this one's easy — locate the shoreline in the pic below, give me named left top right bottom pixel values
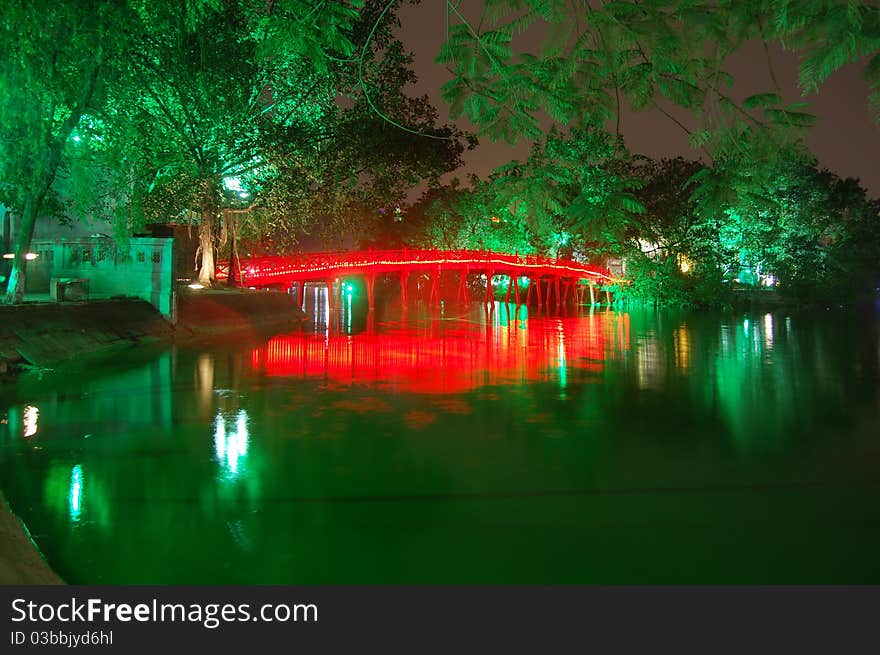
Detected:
left=0, top=490, right=65, bottom=585
left=0, top=288, right=306, bottom=584
left=0, top=288, right=307, bottom=377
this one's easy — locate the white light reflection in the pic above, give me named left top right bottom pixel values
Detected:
left=69, top=465, right=83, bottom=522
left=214, top=410, right=249, bottom=477
left=23, top=405, right=39, bottom=437
left=763, top=313, right=774, bottom=350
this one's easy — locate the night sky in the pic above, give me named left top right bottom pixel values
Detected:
left=395, top=3, right=880, bottom=198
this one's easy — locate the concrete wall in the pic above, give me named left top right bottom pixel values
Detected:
left=27, top=237, right=176, bottom=320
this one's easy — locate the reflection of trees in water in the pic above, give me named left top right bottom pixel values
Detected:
left=623, top=310, right=880, bottom=452
left=2, top=308, right=879, bottom=582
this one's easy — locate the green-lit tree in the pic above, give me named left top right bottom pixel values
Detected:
left=252, top=3, right=473, bottom=254
left=432, top=1, right=879, bottom=304
left=437, top=1, right=878, bottom=152
left=0, top=0, right=139, bottom=303
left=104, top=0, right=373, bottom=285
left=106, top=0, right=469, bottom=283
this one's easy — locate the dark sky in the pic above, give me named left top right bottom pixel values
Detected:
left=395, top=3, right=880, bottom=199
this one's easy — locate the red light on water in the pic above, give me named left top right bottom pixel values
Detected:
left=248, top=313, right=628, bottom=394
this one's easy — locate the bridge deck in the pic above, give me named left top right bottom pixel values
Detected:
left=216, top=249, right=616, bottom=288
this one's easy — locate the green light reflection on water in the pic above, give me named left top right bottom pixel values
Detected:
left=1, top=305, right=879, bottom=584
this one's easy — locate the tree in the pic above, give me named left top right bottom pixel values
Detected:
left=100, top=0, right=374, bottom=285
left=437, top=1, right=879, bottom=154
left=0, top=0, right=138, bottom=303
left=104, top=0, right=469, bottom=283
left=253, top=6, right=474, bottom=253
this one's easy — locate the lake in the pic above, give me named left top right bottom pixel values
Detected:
left=2, top=294, right=879, bottom=583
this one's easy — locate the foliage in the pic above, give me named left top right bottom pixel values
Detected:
left=618, top=151, right=880, bottom=306
left=411, top=126, right=645, bottom=262
left=438, top=0, right=880, bottom=152
left=1, top=0, right=470, bottom=291
left=0, top=0, right=142, bottom=301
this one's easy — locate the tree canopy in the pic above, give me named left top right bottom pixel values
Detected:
left=1, top=0, right=471, bottom=299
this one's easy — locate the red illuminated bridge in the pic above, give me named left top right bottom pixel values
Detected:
left=216, top=249, right=622, bottom=309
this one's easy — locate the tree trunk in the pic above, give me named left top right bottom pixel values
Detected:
left=197, top=184, right=217, bottom=286
left=3, top=53, right=102, bottom=304
left=4, top=164, right=56, bottom=305
left=4, top=197, right=39, bottom=304
left=226, top=212, right=240, bottom=288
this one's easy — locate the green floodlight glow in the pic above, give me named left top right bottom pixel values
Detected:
left=223, top=176, right=244, bottom=193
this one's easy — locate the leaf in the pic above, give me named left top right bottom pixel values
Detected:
left=764, top=108, right=817, bottom=127
left=743, top=93, right=782, bottom=110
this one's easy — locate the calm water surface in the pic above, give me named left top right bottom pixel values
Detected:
left=2, top=297, right=880, bottom=583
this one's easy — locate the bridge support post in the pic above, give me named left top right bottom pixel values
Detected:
left=554, top=276, right=561, bottom=306
left=504, top=275, right=512, bottom=304
left=326, top=278, right=335, bottom=311
left=484, top=270, right=495, bottom=304
left=562, top=280, right=571, bottom=306
left=366, top=274, right=376, bottom=310
left=430, top=267, right=440, bottom=306
left=535, top=276, right=543, bottom=307
left=457, top=271, right=468, bottom=304
left=605, top=288, right=611, bottom=306
left=512, top=275, right=520, bottom=305
left=589, top=281, right=596, bottom=307
left=292, top=281, right=303, bottom=309
left=399, top=272, right=409, bottom=307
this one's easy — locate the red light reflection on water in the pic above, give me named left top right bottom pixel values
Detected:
left=250, top=309, right=630, bottom=394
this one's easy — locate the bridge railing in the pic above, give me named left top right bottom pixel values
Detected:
left=216, top=248, right=616, bottom=285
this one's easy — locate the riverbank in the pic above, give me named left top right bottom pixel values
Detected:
left=1, top=287, right=307, bottom=583
left=0, top=490, right=64, bottom=584
left=0, top=288, right=307, bottom=374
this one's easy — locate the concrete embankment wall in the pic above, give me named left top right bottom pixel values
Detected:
left=175, top=289, right=307, bottom=338
left=0, top=299, right=174, bottom=372
left=0, top=289, right=307, bottom=372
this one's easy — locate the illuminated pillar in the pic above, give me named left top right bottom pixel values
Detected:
left=589, top=281, right=596, bottom=307
left=553, top=276, right=561, bottom=306
left=504, top=275, right=512, bottom=303
left=512, top=275, right=521, bottom=305
left=292, top=281, right=302, bottom=308
left=526, top=278, right=533, bottom=306
left=535, top=276, right=543, bottom=307
left=457, top=270, right=468, bottom=304
left=605, top=288, right=612, bottom=305
left=484, top=270, right=495, bottom=304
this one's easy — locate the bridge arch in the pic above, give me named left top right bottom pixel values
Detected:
left=216, top=249, right=620, bottom=309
